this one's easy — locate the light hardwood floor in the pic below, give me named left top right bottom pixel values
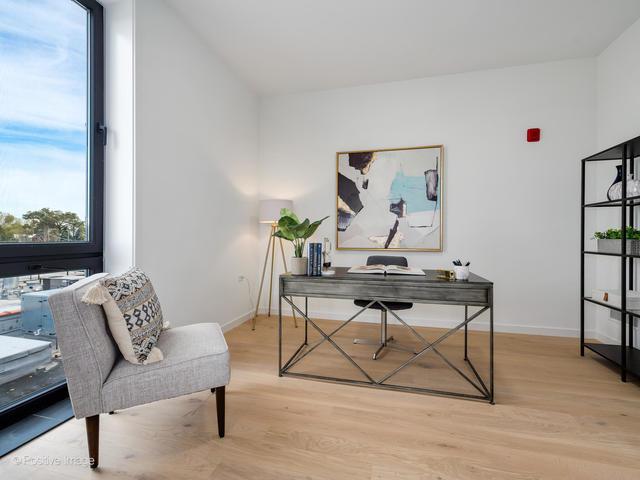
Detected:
left=1, top=315, right=639, bottom=479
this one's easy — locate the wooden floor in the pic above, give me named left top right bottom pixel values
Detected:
left=2, top=315, right=640, bottom=479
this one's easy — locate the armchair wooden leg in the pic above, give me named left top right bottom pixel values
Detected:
left=85, top=415, right=99, bottom=469
left=215, top=386, right=225, bottom=438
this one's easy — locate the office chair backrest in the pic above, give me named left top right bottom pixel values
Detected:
left=366, top=255, right=408, bottom=267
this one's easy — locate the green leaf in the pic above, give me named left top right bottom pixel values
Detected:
left=280, top=208, right=299, bottom=223
left=273, top=229, right=295, bottom=241
left=593, top=227, right=640, bottom=240
left=293, top=219, right=310, bottom=238
left=303, top=216, right=329, bottom=239
left=278, top=215, right=297, bottom=229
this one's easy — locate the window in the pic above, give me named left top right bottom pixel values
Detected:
left=0, top=0, right=103, bottom=262
left=0, top=270, right=88, bottom=412
left=0, top=0, right=103, bottom=434
left=0, top=0, right=89, bottom=245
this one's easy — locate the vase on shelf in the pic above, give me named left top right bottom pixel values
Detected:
left=607, top=166, right=640, bottom=200
left=629, top=175, right=640, bottom=198
left=607, top=166, right=623, bottom=200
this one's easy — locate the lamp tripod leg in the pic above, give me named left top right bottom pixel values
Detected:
left=279, top=237, right=298, bottom=328
left=252, top=227, right=274, bottom=330
left=267, top=225, right=276, bottom=317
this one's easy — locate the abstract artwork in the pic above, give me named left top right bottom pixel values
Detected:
left=336, top=145, right=443, bottom=251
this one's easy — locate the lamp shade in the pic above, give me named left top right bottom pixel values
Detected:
left=259, top=199, right=293, bottom=224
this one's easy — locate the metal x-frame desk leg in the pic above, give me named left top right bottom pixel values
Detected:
left=279, top=296, right=494, bottom=403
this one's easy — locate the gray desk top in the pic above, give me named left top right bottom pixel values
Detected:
left=282, top=267, right=492, bottom=286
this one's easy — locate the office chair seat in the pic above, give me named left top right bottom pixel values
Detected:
left=354, top=299, right=413, bottom=311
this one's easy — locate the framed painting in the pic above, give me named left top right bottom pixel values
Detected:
left=336, top=145, right=444, bottom=251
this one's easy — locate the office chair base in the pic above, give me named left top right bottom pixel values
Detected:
left=353, top=336, right=416, bottom=360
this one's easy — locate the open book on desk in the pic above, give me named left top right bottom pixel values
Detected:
left=347, top=265, right=426, bottom=276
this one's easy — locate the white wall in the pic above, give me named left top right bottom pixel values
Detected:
left=132, top=0, right=259, bottom=328
left=597, top=17, right=640, bottom=150
left=102, top=3, right=638, bottom=339
left=593, top=17, right=640, bottom=346
left=259, top=59, right=597, bottom=337
left=104, top=0, right=135, bottom=275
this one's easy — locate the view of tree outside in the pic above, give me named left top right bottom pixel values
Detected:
left=0, top=209, right=86, bottom=243
left=0, top=0, right=88, bottom=244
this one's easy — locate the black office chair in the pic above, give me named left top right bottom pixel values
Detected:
left=353, top=255, right=415, bottom=360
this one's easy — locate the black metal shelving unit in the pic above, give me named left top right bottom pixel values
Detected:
left=581, top=134, right=640, bottom=382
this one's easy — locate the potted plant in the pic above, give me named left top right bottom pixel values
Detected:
left=594, top=227, right=640, bottom=255
left=274, top=209, right=329, bottom=275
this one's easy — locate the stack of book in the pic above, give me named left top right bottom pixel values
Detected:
left=307, top=243, right=322, bottom=276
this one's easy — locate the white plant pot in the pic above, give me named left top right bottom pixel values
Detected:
left=291, top=257, right=307, bottom=275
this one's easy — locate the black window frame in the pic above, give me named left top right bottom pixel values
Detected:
left=0, top=0, right=104, bottom=431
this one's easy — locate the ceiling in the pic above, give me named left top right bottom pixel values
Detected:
left=166, top=0, right=640, bottom=96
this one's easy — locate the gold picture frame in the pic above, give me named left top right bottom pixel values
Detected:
left=336, top=145, right=444, bottom=252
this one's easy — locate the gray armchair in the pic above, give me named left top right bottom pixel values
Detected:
left=48, top=273, right=230, bottom=469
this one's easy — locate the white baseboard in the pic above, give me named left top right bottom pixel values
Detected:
left=594, top=330, right=618, bottom=344
left=217, top=305, right=635, bottom=344
left=594, top=316, right=640, bottom=347
left=258, top=305, right=586, bottom=339
left=220, top=309, right=254, bottom=332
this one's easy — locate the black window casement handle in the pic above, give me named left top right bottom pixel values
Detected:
left=97, top=122, right=108, bottom=146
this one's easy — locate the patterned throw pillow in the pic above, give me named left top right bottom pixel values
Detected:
left=82, top=268, right=165, bottom=364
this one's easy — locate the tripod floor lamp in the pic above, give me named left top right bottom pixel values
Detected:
left=252, top=199, right=298, bottom=330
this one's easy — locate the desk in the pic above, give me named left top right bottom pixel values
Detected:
left=278, top=267, right=494, bottom=403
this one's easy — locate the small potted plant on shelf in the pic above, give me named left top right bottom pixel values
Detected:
left=594, top=227, right=640, bottom=255
left=274, top=209, right=329, bottom=275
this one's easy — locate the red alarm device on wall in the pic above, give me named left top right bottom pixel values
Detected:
left=527, top=128, right=541, bottom=142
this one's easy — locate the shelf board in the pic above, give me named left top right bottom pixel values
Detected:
left=583, top=297, right=640, bottom=318
left=582, top=135, right=640, bottom=162
left=583, top=250, right=640, bottom=258
left=584, top=343, right=640, bottom=378
left=583, top=195, right=640, bottom=208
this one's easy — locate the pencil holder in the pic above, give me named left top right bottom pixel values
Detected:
left=454, top=266, right=470, bottom=281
